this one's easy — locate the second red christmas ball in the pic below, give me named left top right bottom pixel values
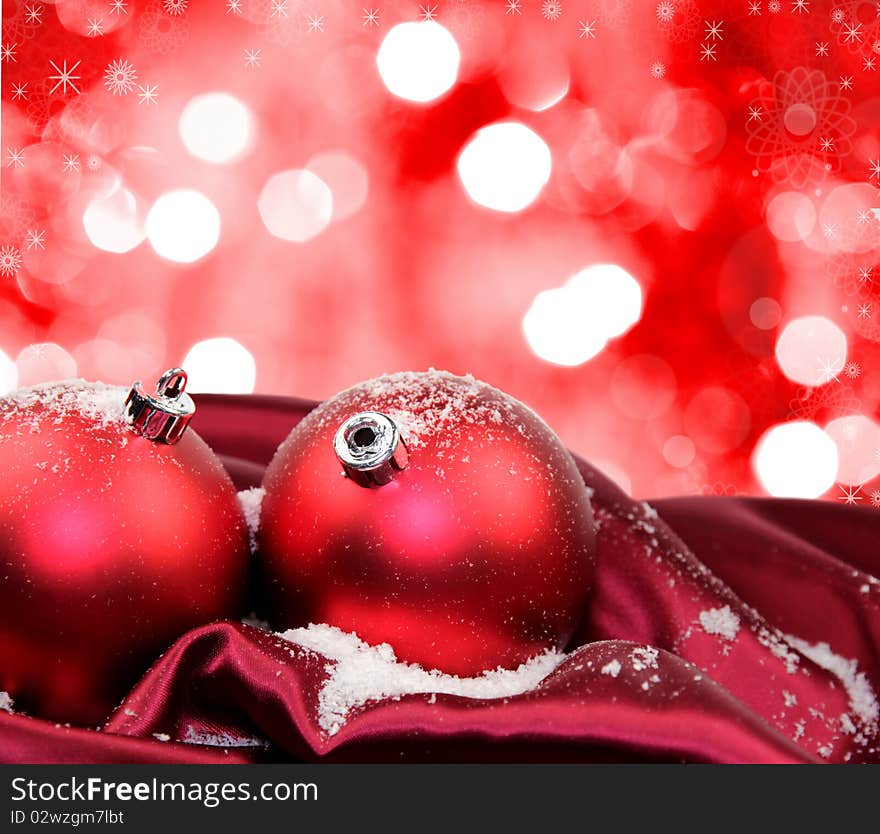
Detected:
left=0, top=371, right=249, bottom=726
left=259, top=371, right=596, bottom=676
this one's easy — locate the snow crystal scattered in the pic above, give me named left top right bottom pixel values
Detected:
left=783, top=690, right=797, bottom=708
left=280, top=623, right=565, bottom=736
left=784, top=634, right=879, bottom=732
left=840, top=713, right=856, bottom=735
left=0, top=691, right=14, bottom=713
left=601, top=659, right=622, bottom=678
left=152, top=733, right=170, bottom=742
left=1, top=380, right=127, bottom=431
left=817, top=744, right=833, bottom=759
left=699, top=605, right=740, bottom=641
left=324, top=370, right=542, bottom=453
left=182, top=725, right=268, bottom=748
left=237, top=487, right=265, bottom=553
left=630, top=646, right=659, bottom=672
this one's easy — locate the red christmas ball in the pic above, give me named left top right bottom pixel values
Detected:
left=259, top=371, right=596, bottom=676
left=0, top=373, right=249, bottom=725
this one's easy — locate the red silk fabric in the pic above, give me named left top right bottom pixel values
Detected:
left=2, top=394, right=878, bottom=764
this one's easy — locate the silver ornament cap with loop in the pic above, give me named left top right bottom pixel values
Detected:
left=333, top=411, right=409, bottom=487
left=124, top=368, right=195, bottom=445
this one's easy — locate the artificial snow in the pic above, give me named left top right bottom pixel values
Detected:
left=237, top=487, right=265, bottom=553
left=0, top=691, right=14, bottom=713
left=280, top=623, right=565, bottom=736
left=630, top=646, right=659, bottom=672
left=329, top=370, right=539, bottom=453
left=699, top=605, right=741, bottom=641
left=1, top=381, right=127, bottom=430
left=601, top=659, right=622, bottom=678
left=182, top=725, right=268, bottom=748
left=784, top=634, right=879, bottom=731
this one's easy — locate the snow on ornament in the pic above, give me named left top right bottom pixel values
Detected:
left=259, top=370, right=596, bottom=678
left=0, top=369, right=249, bottom=725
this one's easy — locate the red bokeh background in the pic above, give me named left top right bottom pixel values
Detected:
left=2, top=0, right=880, bottom=500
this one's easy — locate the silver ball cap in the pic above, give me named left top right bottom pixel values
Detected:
left=124, top=368, right=195, bottom=445
left=333, top=411, right=409, bottom=487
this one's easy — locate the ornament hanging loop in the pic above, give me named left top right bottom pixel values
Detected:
left=334, top=411, right=409, bottom=487
left=124, top=367, right=196, bottom=445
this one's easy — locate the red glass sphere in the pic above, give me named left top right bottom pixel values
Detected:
left=259, top=371, right=596, bottom=676
left=0, top=381, right=249, bottom=725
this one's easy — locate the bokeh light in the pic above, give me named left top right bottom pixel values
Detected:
left=523, top=264, right=643, bottom=366
left=83, top=185, right=146, bottom=254
left=178, top=93, right=255, bottom=164
left=457, top=122, right=552, bottom=213
left=765, top=191, right=816, bottom=242
left=0, top=350, right=18, bottom=395
left=146, top=190, right=221, bottom=263
left=305, top=151, right=369, bottom=222
left=752, top=421, right=838, bottom=498
left=376, top=21, right=460, bottom=103
left=749, top=297, right=782, bottom=330
left=663, top=436, right=696, bottom=468
left=16, top=344, right=77, bottom=386
left=775, top=316, right=847, bottom=387
left=258, top=169, right=333, bottom=243
left=824, top=415, right=880, bottom=486
left=183, top=338, right=256, bottom=394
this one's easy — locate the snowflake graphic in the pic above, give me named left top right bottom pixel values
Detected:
left=869, top=159, right=880, bottom=181
left=1, top=43, right=18, bottom=63
left=816, top=41, right=829, bottom=56
left=104, top=59, right=138, bottom=95
left=748, top=105, right=764, bottom=122
left=48, top=59, right=81, bottom=95
left=87, top=18, right=104, bottom=36
left=110, top=0, right=129, bottom=14
left=791, top=0, right=809, bottom=12
left=11, top=82, right=28, bottom=101
left=768, top=0, right=781, bottom=13
left=658, top=0, right=698, bottom=41
left=578, top=19, right=597, bottom=38
left=139, top=1, right=189, bottom=54
left=419, top=4, right=438, bottom=20
left=307, top=14, right=324, bottom=32
left=745, top=67, right=857, bottom=187
left=164, top=0, right=187, bottom=14
left=650, top=60, right=666, bottom=78
left=838, top=484, right=862, bottom=504
left=656, top=1, right=675, bottom=23
left=699, top=43, right=717, bottom=61
left=843, top=22, right=863, bottom=44
left=843, top=360, right=861, bottom=378
left=864, top=56, right=876, bottom=70
left=24, top=229, right=45, bottom=251
left=839, top=74, right=853, bottom=90
left=816, top=355, right=843, bottom=384
left=870, top=489, right=880, bottom=508
left=137, top=83, right=159, bottom=104
left=244, top=48, right=261, bottom=67
left=0, top=245, right=22, bottom=278
left=5, top=148, right=25, bottom=168
left=25, top=4, right=43, bottom=25
left=542, top=0, right=563, bottom=21
left=86, top=154, right=101, bottom=171
left=704, top=19, right=723, bottom=40
left=62, top=153, right=80, bottom=173
left=748, top=1, right=762, bottom=14
left=362, top=7, right=380, bottom=26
